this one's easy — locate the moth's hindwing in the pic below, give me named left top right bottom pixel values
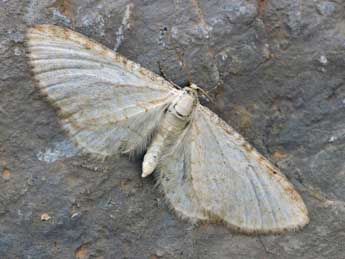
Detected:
left=157, top=124, right=210, bottom=222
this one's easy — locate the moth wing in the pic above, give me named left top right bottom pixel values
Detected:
left=189, top=105, right=309, bottom=233
left=27, top=24, right=179, bottom=157
left=157, top=126, right=209, bottom=222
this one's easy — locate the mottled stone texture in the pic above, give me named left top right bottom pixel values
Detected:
left=0, top=0, right=345, bottom=258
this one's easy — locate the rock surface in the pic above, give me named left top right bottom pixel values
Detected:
left=1, top=0, right=345, bottom=258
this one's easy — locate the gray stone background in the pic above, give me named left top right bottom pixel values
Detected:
left=1, top=0, right=345, bottom=258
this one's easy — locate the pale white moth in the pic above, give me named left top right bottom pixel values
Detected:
left=26, top=24, right=309, bottom=234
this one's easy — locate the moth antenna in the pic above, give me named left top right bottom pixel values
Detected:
left=206, top=84, right=219, bottom=94
left=203, top=79, right=224, bottom=103
left=200, top=88, right=215, bottom=104
left=191, top=84, right=215, bottom=104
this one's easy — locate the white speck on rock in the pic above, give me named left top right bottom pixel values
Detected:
left=114, top=3, right=134, bottom=51
left=14, top=47, right=22, bottom=56
left=155, top=249, right=166, bottom=257
left=329, top=136, right=336, bottom=142
left=319, top=55, right=328, bottom=65
left=71, top=212, right=81, bottom=219
left=40, top=213, right=51, bottom=221
left=37, top=139, right=77, bottom=163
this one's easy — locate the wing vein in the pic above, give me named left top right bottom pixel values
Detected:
left=201, top=112, right=250, bottom=224
left=250, top=164, right=290, bottom=226
left=247, top=165, right=277, bottom=230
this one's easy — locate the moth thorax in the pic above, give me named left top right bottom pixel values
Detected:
left=173, top=92, right=196, bottom=118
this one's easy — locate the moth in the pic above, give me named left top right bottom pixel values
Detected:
left=26, top=24, right=309, bottom=234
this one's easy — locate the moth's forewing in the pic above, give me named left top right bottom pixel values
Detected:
left=27, top=25, right=179, bottom=157
left=187, top=105, right=309, bottom=234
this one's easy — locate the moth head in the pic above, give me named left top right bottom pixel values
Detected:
left=185, top=84, right=199, bottom=97
left=187, top=83, right=214, bottom=103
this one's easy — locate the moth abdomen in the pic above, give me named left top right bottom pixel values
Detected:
left=141, top=91, right=196, bottom=177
